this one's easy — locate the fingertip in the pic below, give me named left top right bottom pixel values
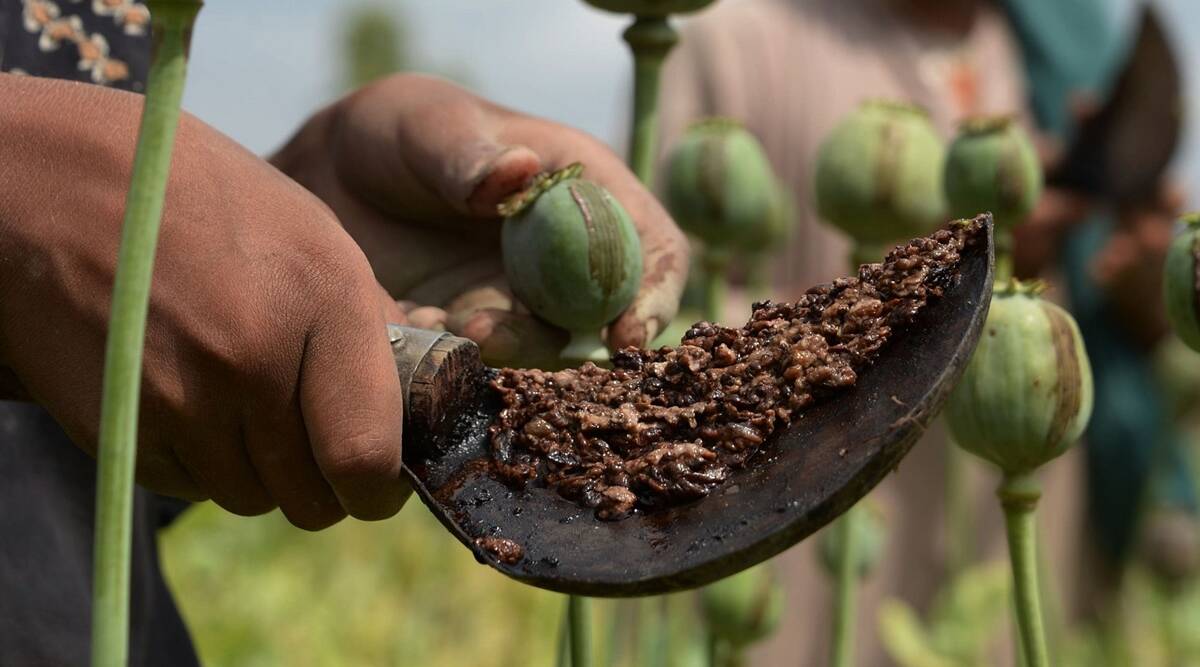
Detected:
left=449, top=308, right=568, bottom=368
left=608, top=313, right=655, bottom=350
left=466, top=146, right=542, bottom=217
left=406, top=306, right=447, bottom=330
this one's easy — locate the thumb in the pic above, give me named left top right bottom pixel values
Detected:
left=459, top=144, right=543, bottom=218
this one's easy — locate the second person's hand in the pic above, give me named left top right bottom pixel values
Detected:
left=272, top=74, right=690, bottom=368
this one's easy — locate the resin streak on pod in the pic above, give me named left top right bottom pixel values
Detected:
left=665, top=118, right=779, bottom=252
left=500, top=164, right=643, bottom=361
left=945, top=281, right=1094, bottom=474
left=814, top=101, right=946, bottom=246
left=944, top=116, right=1042, bottom=232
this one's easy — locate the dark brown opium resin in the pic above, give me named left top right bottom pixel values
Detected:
left=474, top=536, right=525, bottom=564
left=489, top=220, right=983, bottom=521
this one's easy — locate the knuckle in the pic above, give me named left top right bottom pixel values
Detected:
left=321, top=435, right=401, bottom=485
left=299, top=241, right=379, bottom=321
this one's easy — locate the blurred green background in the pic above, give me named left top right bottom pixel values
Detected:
left=160, top=502, right=562, bottom=667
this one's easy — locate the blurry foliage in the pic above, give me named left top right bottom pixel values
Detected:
left=161, top=502, right=566, bottom=667
left=342, top=5, right=408, bottom=91
left=1058, top=569, right=1200, bottom=667
left=878, top=561, right=1011, bottom=667
left=1154, top=335, right=1200, bottom=423
left=339, top=2, right=472, bottom=93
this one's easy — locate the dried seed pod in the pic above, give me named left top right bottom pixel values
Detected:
left=944, top=116, right=1042, bottom=232
left=945, top=280, right=1094, bottom=475
left=500, top=164, right=643, bottom=360
left=1163, top=213, right=1200, bottom=352
left=814, top=100, right=947, bottom=246
left=583, top=0, right=715, bottom=16
left=665, top=118, right=779, bottom=252
left=701, top=564, right=784, bottom=650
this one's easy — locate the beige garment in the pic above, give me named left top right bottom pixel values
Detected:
left=658, top=1, right=1084, bottom=665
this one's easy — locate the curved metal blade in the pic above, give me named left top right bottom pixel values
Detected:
left=404, top=218, right=994, bottom=596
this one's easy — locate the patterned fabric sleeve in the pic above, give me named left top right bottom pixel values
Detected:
left=0, top=0, right=150, bottom=91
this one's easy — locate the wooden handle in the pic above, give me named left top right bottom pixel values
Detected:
left=0, top=327, right=487, bottom=431
left=387, top=325, right=486, bottom=438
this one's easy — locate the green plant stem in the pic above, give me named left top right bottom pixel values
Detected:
left=602, top=599, right=627, bottom=667
left=622, top=16, right=679, bottom=186
left=994, top=228, right=1014, bottom=282
left=91, top=3, right=200, bottom=666
left=945, top=439, right=972, bottom=579
left=621, top=16, right=677, bottom=667
left=998, top=472, right=1049, bottom=667
left=701, top=250, right=728, bottom=324
left=562, top=329, right=611, bottom=364
left=706, top=630, right=720, bottom=667
left=558, top=600, right=572, bottom=667
left=745, top=254, right=772, bottom=303
left=830, top=506, right=861, bottom=667
left=569, top=595, right=593, bottom=667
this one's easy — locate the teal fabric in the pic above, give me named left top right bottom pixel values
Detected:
left=1062, top=219, right=1197, bottom=563
left=1001, top=0, right=1198, bottom=566
left=1001, top=0, right=1125, bottom=138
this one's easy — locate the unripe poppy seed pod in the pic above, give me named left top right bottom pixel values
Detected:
left=944, top=116, right=1042, bottom=232
left=665, top=118, right=779, bottom=252
left=701, top=564, right=784, bottom=650
left=1163, top=213, right=1200, bottom=352
left=945, top=280, right=1094, bottom=475
left=500, top=164, right=643, bottom=360
left=814, top=100, right=947, bottom=246
left=583, top=0, right=715, bottom=16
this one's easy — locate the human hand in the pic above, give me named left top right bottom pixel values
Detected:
left=0, top=74, right=409, bottom=529
left=272, top=74, right=689, bottom=369
left=1090, top=182, right=1185, bottom=347
left=1012, top=188, right=1092, bottom=279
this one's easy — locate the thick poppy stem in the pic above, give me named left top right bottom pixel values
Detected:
left=623, top=16, right=678, bottom=186
left=830, top=505, right=861, bottom=667
left=621, top=16, right=677, bottom=667
left=994, top=228, right=1014, bottom=282
left=945, top=440, right=973, bottom=578
left=999, top=472, right=1049, bottom=667
left=568, top=595, right=593, bottom=667
left=701, top=250, right=729, bottom=324
left=90, top=3, right=200, bottom=666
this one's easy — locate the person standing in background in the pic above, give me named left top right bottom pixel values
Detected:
left=1001, top=0, right=1199, bottom=616
left=658, top=1, right=1089, bottom=664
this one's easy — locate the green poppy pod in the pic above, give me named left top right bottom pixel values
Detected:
left=1163, top=213, right=1200, bottom=352
left=500, top=164, right=643, bottom=361
left=944, top=116, right=1042, bottom=232
left=701, top=564, right=784, bottom=650
left=814, top=100, right=947, bottom=246
left=665, top=118, right=779, bottom=252
left=945, top=280, right=1094, bottom=475
left=742, top=176, right=795, bottom=256
left=582, top=0, right=715, bottom=16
